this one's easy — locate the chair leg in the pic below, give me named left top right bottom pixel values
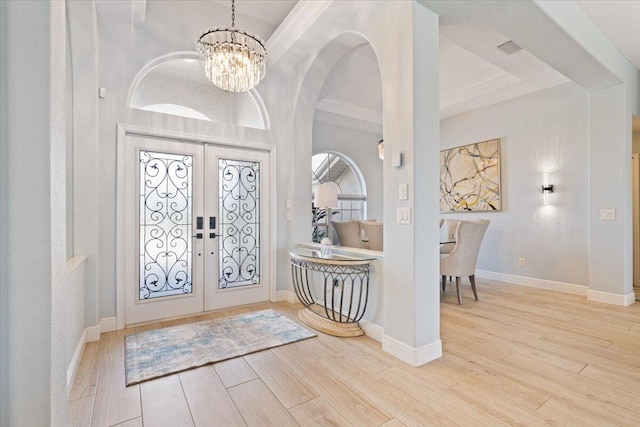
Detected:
left=442, top=275, right=446, bottom=291
left=455, top=276, right=462, bottom=305
left=470, top=275, right=478, bottom=300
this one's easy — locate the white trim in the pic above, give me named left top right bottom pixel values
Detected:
left=66, top=329, right=86, bottom=394
left=269, top=146, right=278, bottom=303
left=100, top=317, right=117, bottom=333
left=85, top=324, right=101, bottom=343
left=587, top=289, right=636, bottom=306
left=359, top=320, right=383, bottom=342
left=382, top=334, right=442, bottom=367
left=119, top=124, right=273, bottom=152
left=116, top=124, right=126, bottom=330
left=476, top=270, right=588, bottom=296
left=65, top=255, right=87, bottom=275
left=276, top=290, right=298, bottom=304
left=67, top=316, right=119, bottom=392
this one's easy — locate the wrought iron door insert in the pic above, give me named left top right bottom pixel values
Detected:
left=218, top=158, right=261, bottom=289
left=139, top=150, right=193, bottom=300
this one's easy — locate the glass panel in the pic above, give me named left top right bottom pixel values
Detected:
left=139, top=150, right=193, bottom=300
left=218, top=159, right=260, bottom=289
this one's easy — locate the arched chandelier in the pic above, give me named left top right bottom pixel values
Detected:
left=196, top=0, right=267, bottom=92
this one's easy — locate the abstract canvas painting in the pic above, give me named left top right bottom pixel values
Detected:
left=440, top=139, right=501, bottom=212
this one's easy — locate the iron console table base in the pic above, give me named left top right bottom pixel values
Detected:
left=289, top=249, right=375, bottom=337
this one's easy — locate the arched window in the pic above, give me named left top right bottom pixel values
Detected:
left=128, top=53, right=269, bottom=130
left=311, top=152, right=367, bottom=242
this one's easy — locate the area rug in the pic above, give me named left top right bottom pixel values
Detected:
left=124, top=309, right=316, bottom=386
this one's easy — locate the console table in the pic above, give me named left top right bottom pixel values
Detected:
left=289, top=248, right=375, bottom=337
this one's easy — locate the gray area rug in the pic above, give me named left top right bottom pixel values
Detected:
left=124, top=309, right=316, bottom=386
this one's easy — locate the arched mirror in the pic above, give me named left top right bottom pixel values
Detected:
left=311, top=152, right=367, bottom=242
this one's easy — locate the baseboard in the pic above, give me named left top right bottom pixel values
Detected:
left=66, top=329, right=87, bottom=394
left=382, top=334, right=442, bottom=367
left=85, top=316, right=117, bottom=343
left=476, top=270, right=588, bottom=296
left=100, top=317, right=117, bottom=333
left=587, top=289, right=636, bottom=307
left=276, top=290, right=298, bottom=304
left=359, top=320, right=383, bottom=342
left=85, top=324, right=101, bottom=342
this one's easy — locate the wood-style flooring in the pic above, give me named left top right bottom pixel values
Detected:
left=68, top=279, right=640, bottom=426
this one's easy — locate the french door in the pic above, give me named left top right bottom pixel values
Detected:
left=123, top=134, right=270, bottom=325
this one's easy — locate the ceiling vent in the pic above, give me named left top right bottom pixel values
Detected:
left=497, top=40, right=522, bottom=55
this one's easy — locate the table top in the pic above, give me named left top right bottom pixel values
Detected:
left=290, top=247, right=377, bottom=263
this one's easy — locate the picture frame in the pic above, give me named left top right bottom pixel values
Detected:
left=440, top=138, right=501, bottom=212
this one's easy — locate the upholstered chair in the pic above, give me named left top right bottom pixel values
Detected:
left=331, top=220, right=363, bottom=248
left=440, top=219, right=490, bottom=304
left=439, top=219, right=459, bottom=254
left=361, top=221, right=383, bottom=251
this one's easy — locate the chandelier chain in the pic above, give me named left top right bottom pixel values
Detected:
left=231, top=0, right=235, bottom=27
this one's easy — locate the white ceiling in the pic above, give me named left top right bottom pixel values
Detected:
left=96, top=0, right=640, bottom=130
left=576, top=1, right=640, bottom=71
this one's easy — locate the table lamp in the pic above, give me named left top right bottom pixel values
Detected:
left=314, top=181, right=339, bottom=242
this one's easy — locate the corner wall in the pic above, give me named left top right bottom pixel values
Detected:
left=441, top=82, right=589, bottom=287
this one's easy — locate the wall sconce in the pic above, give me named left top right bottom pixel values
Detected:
left=542, top=173, right=554, bottom=205
left=378, top=139, right=384, bottom=160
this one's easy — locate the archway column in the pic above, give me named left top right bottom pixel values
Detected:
left=380, top=2, right=442, bottom=366
left=587, top=85, right=636, bottom=305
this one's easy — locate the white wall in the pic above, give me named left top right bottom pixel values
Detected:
left=0, top=1, right=67, bottom=424
left=441, top=82, right=589, bottom=285
left=312, top=120, right=383, bottom=222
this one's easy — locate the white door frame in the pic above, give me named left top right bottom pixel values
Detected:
left=116, top=123, right=277, bottom=329
left=633, top=153, right=640, bottom=288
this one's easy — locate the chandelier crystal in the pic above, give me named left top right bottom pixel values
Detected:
left=196, top=0, right=267, bottom=92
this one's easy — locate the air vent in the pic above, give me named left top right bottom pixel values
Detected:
left=497, top=40, right=522, bottom=55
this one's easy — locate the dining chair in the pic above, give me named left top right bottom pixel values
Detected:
left=331, top=220, right=363, bottom=248
left=440, top=219, right=490, bottom=304
left=440, top=219, right=459, bottom=254
left=360, top=221, right=383, bottom=251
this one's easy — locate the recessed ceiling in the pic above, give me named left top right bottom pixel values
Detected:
left=315, top=23, right=570, bottom=130
left=576, top=1, right=640, bottom=71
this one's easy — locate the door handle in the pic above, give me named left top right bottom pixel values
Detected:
left=192, top=233, right=203, bottom=239
left=209, top=232, right=217, bottom=239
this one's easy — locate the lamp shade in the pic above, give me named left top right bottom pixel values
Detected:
left=314, top=181, right=339, bottom=208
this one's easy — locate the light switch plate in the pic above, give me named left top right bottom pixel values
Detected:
left=392, top=152, right=403, bottom=168
left=397, top=207, right=411, bottom=224
left=600, top=209, right=616, bottom=220
left=399, top=184, right=408, bottom=201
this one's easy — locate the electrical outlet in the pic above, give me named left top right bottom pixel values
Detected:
left=518, top=257, right=525, bottom=266
left=600, top=209, right=616, bottom=220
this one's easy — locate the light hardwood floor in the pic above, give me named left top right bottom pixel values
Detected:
left=68, top=279, right=640, bottom=426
